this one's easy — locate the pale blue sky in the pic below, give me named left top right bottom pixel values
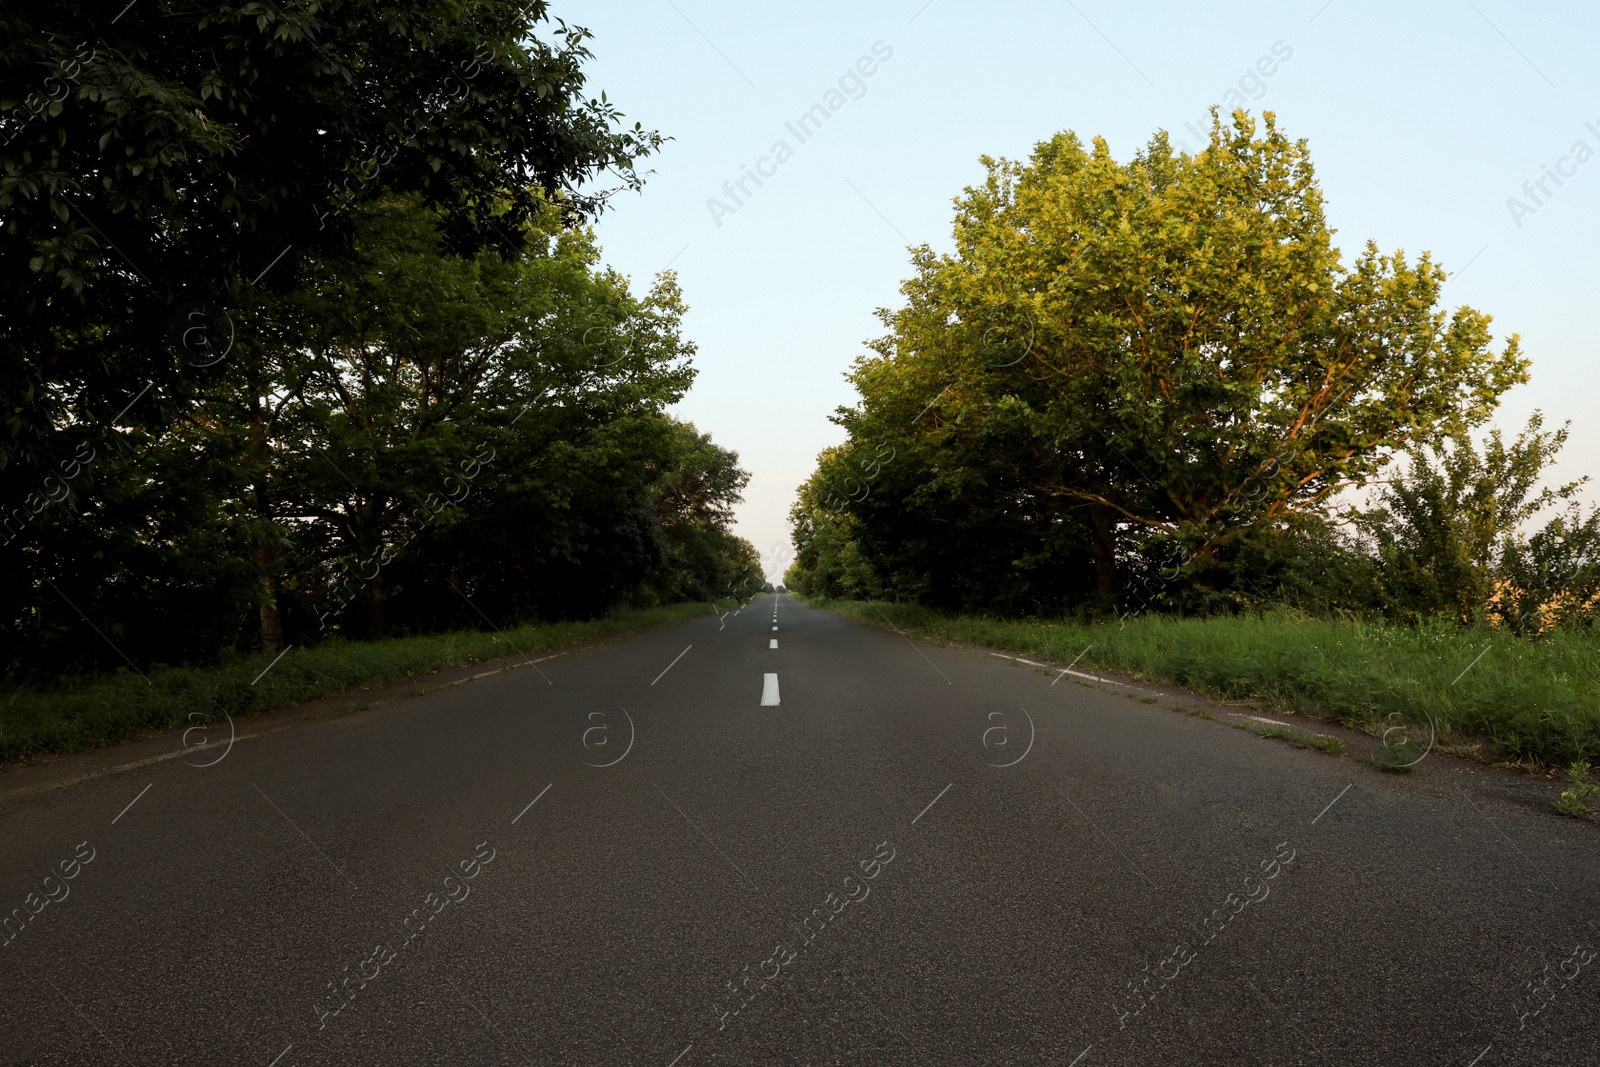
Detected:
left=574, top=0, right=1600, bottom=579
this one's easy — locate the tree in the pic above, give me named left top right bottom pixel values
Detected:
left=830, top=110, right=1527, bottom=607
left=0, top=192, right=765, bottom=675
left=1357, top=412, right=1600, bottom=630
left=2, top=0, right=660, bottom=499
left=207, top=193, right=696, bottom=642
left=786, top=458, right=886, bottom=601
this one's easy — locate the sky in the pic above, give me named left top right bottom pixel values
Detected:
left=571, top=0, right=1600, bottom=582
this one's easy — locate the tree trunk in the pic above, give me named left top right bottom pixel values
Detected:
left=364, top=569, right=386, bottom=636
left=257, top=566, right=286, bottom=652
left=1188, top=540, right=1219, bottom=591
left=249, top=398, right=285, bottom=652
left=1087, top=503, right=1120, bottom=609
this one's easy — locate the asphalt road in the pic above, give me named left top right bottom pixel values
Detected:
left=2, top=593, right=1597, bottom=1066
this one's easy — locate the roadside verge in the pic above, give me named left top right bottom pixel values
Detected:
left=1, top=601, right=732, bottom=767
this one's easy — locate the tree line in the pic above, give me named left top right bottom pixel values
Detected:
left=786, top=112, right=1600, bottom=633
left=2, top=1, right=761, bottom=679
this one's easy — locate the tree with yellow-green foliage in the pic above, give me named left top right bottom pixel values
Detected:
left=812, top=111, right=1528, bottom=612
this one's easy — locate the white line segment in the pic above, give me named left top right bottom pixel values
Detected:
left=761, top=673, right=780, bottom=706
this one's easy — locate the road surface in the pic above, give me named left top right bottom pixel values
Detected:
left=2, top=593, right=1596, bottom=1066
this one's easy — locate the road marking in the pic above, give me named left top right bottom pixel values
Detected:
left=1234, top=713, right=1292, bottom=728
left=772, top=625, right=778, bottom=631
left=992, top=652, right=1147, bottom=691
left=769, top=639, right=778, bottom=649
left=266, top=1045, right=294, bottom=1067
left=1069, top=1047, right=1092, bottom=1066
left=667, top=1044, right=694, bottom=1067
left=1311, top=783, right=1352, bottom=826
left=652, top=644, right=693, bottom=686
left=1051, top=644, right=1093, bottom=686
left=761, top=673, right=780, bottom=706
left=112, top=783, right=152, bottom=824
left=912, top=783, right=952, bottom=825
left=1466, top=1044, right=1492, bottom=1067
left=512, top=782, right=553, bottom=825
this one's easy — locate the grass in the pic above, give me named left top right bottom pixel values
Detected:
left=1252, top=721, right=1345, bottom=755
left=1555, top=760, right=1598, bottom=817
left=801, top=597, right=1600, bottom=767
left=1175, top=704, right=1217, bottom=720
left=0, top=601, right=725, bottom=763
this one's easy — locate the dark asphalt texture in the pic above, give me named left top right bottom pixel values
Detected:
left=1, top=593, right=1597, bottom=1066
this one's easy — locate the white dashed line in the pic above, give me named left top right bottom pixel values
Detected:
left=761, top=673, right=780, bottom=706
left=769, top=639, right=778, bottom=649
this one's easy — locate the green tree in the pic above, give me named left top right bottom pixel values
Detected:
left=1357, top=412, right=1600, bottom=630
left=1, top=191, right=754, bottom=673
left=832, top=111, right=1527, bottom=607
left=787, top=459, right=885, bottom=601
left=2, top=0, right=659, bottom=496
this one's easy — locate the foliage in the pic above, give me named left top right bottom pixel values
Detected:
left=2, top=195, right=756, bottom=677
left=1355, top=413, right=1600, bottom=631
left=1555, top=760, right=1598, bottom=817
left=801, top=597, right=1600, bottom=766
left=1252, top=722, right=1344, bottom=755
left=803, top=110, right=1527, bottom=611
left=785, top=456, right=886, bottom=601
left=2, top=0, right=660, bottom=520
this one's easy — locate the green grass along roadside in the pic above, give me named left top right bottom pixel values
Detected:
left=1, top=600, right=740, bottom=764
left=800, top=597, right=1600, bottom=768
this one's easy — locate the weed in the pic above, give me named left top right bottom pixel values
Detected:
left=1370, top=729, right=1422, bottom=773
left=810, top=599, right=1600, bottom=766
left=1140, top=696, right=1160, bottom=704
left=1, top=602, right=710, bottom=762
left=1555, top=760, right=1598, bottom=817
left=1255, top=722, right=1344, bottom=756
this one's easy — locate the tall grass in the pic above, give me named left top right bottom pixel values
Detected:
left=1, top=602, right=723, bottom=762
left=808, top=599, right=1600, bottom=766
